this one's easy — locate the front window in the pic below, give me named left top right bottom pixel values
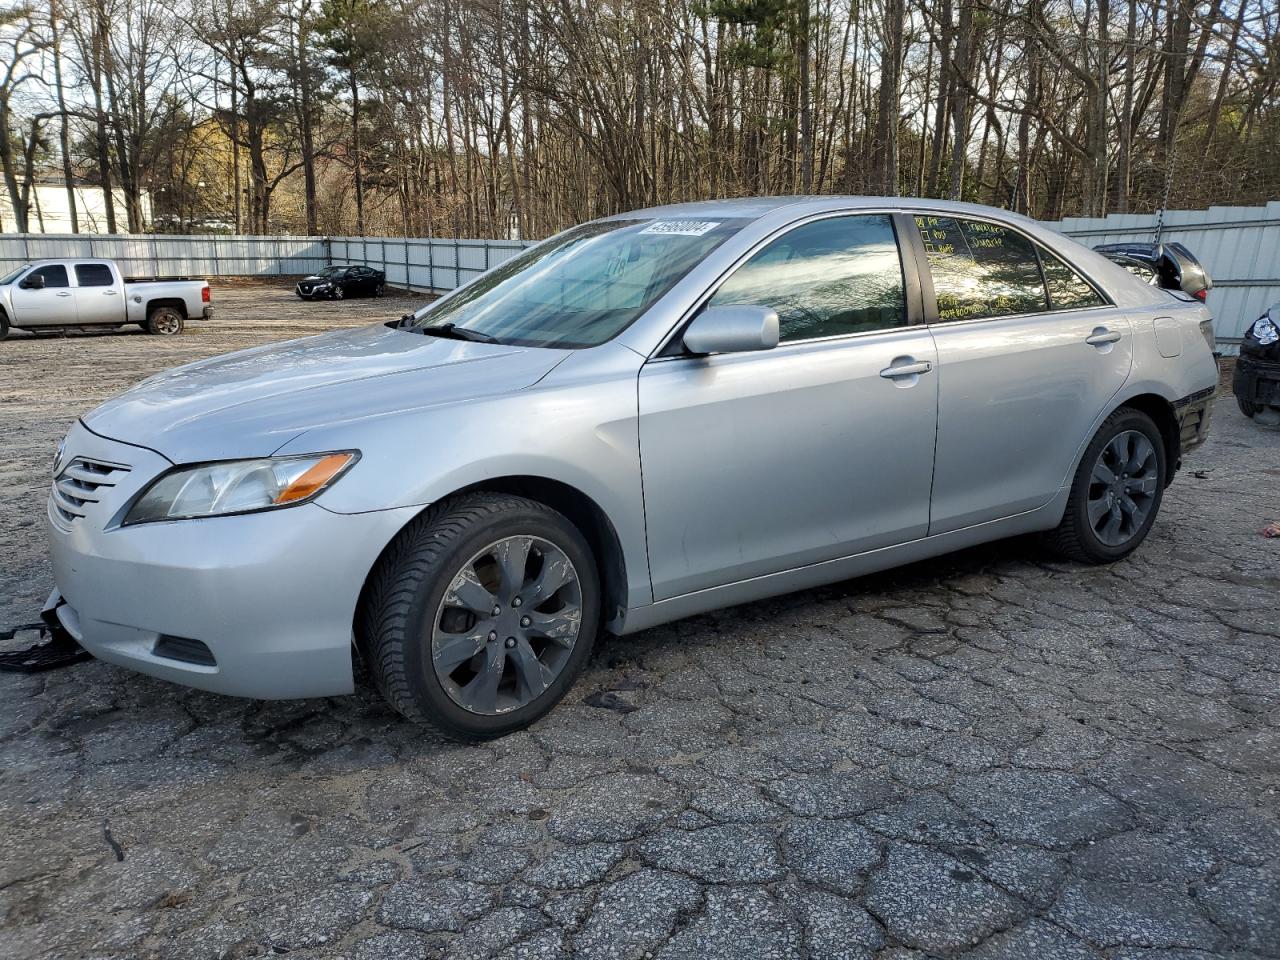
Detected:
left=706, top=214, right=906, bottom=342
left=407, top=218, right=745, bottom=348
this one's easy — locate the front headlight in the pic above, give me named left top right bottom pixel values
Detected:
left=1251, top=313, right=1279, bottom=345
left=123, top=452, right=358, bottom=525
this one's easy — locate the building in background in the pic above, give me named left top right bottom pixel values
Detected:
left=0, top=180, right=151, bottom=234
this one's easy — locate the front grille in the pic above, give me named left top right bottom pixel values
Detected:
left=50, top=457, right=131, bottom=524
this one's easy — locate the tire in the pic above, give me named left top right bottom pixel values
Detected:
left=333, top=285, right=345, bottom=301
left=0, top=310, right=9, bottom=341
left=1044, top=407, right=1167, bottom=564
left=360, top=493, right=601, bottom=740
left=1237, top=395, right=1259, bottom=418
left=145, top=306, right=185, bottom=336
left=375, top=282, right=386, bottom=298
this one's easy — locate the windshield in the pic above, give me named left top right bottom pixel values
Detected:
left=407, top=217, right=745, bottom=348
left=0, top=265, right=29, bottom=285
left=317, top=266, right=347, bottom=278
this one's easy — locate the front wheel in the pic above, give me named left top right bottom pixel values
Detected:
left=1044, top=408, right=1166, bottom=564
left=0, top=310, right=9, bottom=341
left=1237, top=395, right=1260, bottom=418
left=374, top=282, right=386, bottom=298
left=146, top=306, right=185, bottom=336
left=332, top=285, right=345, bottom=301
left=360, top=493, right=600, bottom=740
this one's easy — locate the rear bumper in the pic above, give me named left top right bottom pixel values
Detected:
left=201, top=305, right=214, bottom=320
left=47, top=421, right=419, bottom=699
left=1233, top=357, right=1280, bottom=408
left=1173, top=386, right=1215, bottom=456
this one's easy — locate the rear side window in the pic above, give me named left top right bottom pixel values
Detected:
left=75, top=263, right=114, bottom=287
left=29, top=265, right=69, bottom=288
left=708, top=214, right=906, bottom=342
left=1038, top=247, right=1106, bottom=310
left=916, top=215, right=1048, bottom=321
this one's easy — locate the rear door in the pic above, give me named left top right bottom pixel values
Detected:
left=638, top=212, right=939, bottom=601
left=71, top=262, right=122, bottom=324
left=911, top=213, right=1131, bottom=534
left=11, top=264, right=77, bottom=325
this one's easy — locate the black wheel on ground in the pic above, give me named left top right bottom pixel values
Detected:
left=1044, top=407, right=1167, bottom=564
left=375, top=282, right=386, bottom=297
left=0, top=310, right=9, bottom=341
left=359, top=493, right=600, bottom=740
left=1237, top=395, right=1260, bottom=418
left=145, top=306, right=185, bottom=336
left=333, top=285, right=345, bottom=300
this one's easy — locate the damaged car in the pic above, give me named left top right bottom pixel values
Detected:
left=45, top=197, right=1219, bottom=740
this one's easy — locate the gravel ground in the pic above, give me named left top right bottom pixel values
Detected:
left=1, top=281, right=1279, bottom=959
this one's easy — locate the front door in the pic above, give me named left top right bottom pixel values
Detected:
left=912, top=213, right=1133, bottom=533
left=11, top=264, right=78, bottom=326
left=638, top=213, right=939, bottom=601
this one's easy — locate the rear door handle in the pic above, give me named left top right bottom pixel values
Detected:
left=103, top=289, right=118, bottom=295
left=56, top=291, right=72, bottom=297
left=1085, top=328, right=1122, bottom=346
left=880, top=360, right=933, bottom=379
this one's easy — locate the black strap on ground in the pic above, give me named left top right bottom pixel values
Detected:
left=0, top=621, right=92, bottom=673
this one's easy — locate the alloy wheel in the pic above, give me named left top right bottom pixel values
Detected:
left=152, top=311, right=181, bottom=335
left=1087, top=429, right=1158, bottom=546
left=431, top=535, right=583, bottom=715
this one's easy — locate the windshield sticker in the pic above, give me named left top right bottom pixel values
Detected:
left=639, top=220, right=720, bottom=237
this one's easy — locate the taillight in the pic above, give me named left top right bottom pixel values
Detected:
left=1193, top=289, right=1207, bottom=302
left=201, top=286, right=211, bottom=303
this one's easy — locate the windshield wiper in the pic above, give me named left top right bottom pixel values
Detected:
left=416, top=322, right=501, bottom=344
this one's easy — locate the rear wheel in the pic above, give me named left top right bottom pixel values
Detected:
left=360, top=493, right=600, bottom=740
left=1045, top=408, right=1166, bottom=564
left=1237, top=395, right=1260, bottom=418
left=145, top=306, right=184, bottom=336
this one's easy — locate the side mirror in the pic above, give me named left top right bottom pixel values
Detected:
left=20, top=273, right=45, bottom=290
left=683, top=304, right=779, bottom=355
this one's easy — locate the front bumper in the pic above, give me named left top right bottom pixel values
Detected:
left=1233, top=357, right=1280, bottom=408
left=47, top=420, right=418, bottom=699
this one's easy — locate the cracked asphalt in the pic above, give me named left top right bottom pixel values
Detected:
left=2, top=282, right=1279, bottom=959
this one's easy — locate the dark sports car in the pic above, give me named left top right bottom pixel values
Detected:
left=296, top=265, right=386, bottom=300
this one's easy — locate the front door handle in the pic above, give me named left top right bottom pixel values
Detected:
left=1085, top=328, right=1122, bottom=346
left=56, top=291, right=72, bottom=297
left=880, top=360, right=933, bottom=379
left=103, top=289, right=118, bottom=295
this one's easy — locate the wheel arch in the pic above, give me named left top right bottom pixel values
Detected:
left=1116, top=392, right=1180, bottom=477
left=145, top=297, right=188, bottom=319
left=351, top=474, right=630, bottom=670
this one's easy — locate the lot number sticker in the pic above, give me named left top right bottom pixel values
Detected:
left=640, top=220, right=720, bottom=237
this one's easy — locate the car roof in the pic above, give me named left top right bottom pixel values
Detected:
left=605, top=195, right=1046, bottom=230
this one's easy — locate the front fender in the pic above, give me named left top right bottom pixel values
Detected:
left=276, top=342, right=652, bottom=606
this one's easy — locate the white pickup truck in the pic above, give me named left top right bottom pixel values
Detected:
left=0, top=259, right=212, bottom=340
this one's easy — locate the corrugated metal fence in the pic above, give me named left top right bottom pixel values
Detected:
left=3, top=201, right=1276, bottom=343
left=1052, top=201, right=1280, bottom=344
left=0, top=233, right=535, bottom=291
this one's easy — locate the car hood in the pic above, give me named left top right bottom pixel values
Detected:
left=83, top=324, right=570, bottom=462
left=300, top=275, right=330, bottom=282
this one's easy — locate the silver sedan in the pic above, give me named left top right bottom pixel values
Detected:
left=46, top=197, right=1219, bottom=739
